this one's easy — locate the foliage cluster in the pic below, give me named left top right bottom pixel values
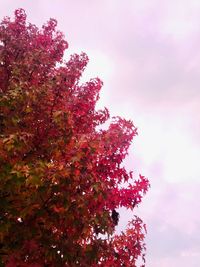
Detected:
left=0, top=9, right=149, bottom=267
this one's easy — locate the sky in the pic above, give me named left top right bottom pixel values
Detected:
left=1, top=1, right=200, bottom=266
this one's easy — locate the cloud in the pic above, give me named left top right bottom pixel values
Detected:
left=143, top=180, right=200, bottom=266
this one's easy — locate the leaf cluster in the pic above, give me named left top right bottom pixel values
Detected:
left=0, top=9, right=150, bottom=267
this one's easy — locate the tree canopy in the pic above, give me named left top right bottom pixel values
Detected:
left=0, top=9, right=150, bottom=267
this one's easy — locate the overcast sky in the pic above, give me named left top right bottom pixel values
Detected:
left=1, top=1, right=200, bottom=266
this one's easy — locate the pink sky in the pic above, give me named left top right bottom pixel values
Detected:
left=1, top=1, right=200, bottom=266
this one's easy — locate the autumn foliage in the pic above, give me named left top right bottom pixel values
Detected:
left=0, top=9, right=150, bottom=267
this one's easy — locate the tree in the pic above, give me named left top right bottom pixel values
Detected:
left=0, top=9, right=150, bottom=267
